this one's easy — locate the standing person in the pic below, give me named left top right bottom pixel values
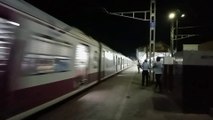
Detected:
left=141, top=59, right=149, bottom=87
left=153, top=57, right=163, bottom=92
left=137, top=60, right=141, bottom=74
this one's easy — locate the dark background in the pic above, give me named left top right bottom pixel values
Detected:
left=25, top=0, right=213, bottom=58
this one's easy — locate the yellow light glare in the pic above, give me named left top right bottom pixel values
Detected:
left=169, top=13, right=176, bottom=19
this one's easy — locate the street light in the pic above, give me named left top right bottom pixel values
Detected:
left=175, top=13, right=185, bottom=52
left=168, top=11, right=185, bottom=57
left=169, top=12, right=176, bottom=19
left=181, top=14, right=185, bottom=18
left=168, top=12, right=176, bottom=56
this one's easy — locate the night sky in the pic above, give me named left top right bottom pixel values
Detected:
left=25, top=0, right=213, bottom=58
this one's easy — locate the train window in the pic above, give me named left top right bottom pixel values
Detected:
left=54, top=57, right=70, bottom=72
left=21, top=54, right=71, bottom=75
left=21, top=32, right=73, bottom=75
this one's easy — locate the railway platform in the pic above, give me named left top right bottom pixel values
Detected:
left=25, top=65, right=213, bottom=120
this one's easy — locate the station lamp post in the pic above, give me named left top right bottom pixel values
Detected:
left=168, top=11, right=185, bottom=57
left=168, top=12, right=176, bottom=57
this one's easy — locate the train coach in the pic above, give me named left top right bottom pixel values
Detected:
left=0, top=0, right=132, bottom=119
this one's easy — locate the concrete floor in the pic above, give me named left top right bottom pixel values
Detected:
left=25, top=66, right=213, bottom=120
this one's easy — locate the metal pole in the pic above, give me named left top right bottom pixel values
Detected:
left=170, top=20, right=174, bottom=57
left=149, top=0, right=156, bottom=83
left=175, top=19, right=178, bottom=52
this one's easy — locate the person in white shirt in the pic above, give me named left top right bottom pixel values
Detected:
left=141, top=59, right=149, bottom=87
left=153, top=57, right=163, bottom=92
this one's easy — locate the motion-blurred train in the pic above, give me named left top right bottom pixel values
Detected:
left=0, top=1, right=132, bottom=119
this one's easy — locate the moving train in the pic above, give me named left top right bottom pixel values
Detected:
left=0, top=1, right=132, bottom=119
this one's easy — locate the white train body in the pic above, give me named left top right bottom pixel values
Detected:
left=0, top=0, right=132, bottom=119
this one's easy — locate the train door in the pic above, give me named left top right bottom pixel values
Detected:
left=113, top=54, right=116, bottom=72
left=0, top=16, right=21, bottom=119
left=102, top=50, right=105, bottom=78
left=117, top=57, right=120, bottom=71
left=122, top=58, right=124, bottom=69
left=0, top=17, right=19, bottom=91
left=115, top=55, right=118, bottom=72
left=75, top=44, right=90, bottom=85
left=120, top=58, right=123, bottom=70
